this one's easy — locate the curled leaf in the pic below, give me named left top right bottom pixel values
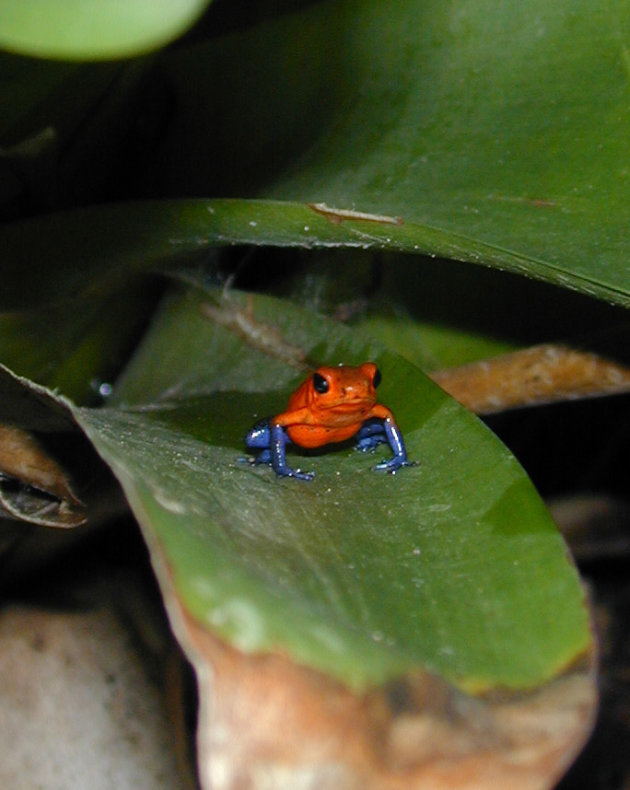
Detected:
left=0, top=424, right=85, bottom=528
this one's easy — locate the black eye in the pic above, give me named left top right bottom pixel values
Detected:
left=313, top=372, right=329, bottom=394
left=373, top=367, right=382, bottom=388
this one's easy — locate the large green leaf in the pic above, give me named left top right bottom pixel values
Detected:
left=72, top=283, right=590, bottom=692
left=159, top=0, right=630, bottom=301
left=0, top=198, right=592, bottom=310
left=5, top=196, right=630, bottom=314
left=0, top=0, right=210, bottom=60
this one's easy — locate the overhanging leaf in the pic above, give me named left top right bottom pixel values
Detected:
left=158, top=0, right=630, bottom=301
left=3, top=197, right=629, bottom=313
left=71, top=283, right=591, bottom=692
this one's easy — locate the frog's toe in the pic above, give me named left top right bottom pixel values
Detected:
left=293, top=468, right=315, bottom=481
left=279, top=467, right=315, bottom=481
left=374, top=458, right=415, bottom=473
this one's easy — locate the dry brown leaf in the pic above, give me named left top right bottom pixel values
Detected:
left=431, top=344, right=630, bottom=414
left=0, top=424, right=86, bottom=527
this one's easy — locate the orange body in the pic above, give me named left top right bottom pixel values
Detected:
left=272, top=363, right=394, bottom=449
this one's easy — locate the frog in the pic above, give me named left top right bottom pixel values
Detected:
left=244, top=363, right=412, bottom=480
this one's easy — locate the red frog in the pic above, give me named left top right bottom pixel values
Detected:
left=244, top=363, right=412, bottom=480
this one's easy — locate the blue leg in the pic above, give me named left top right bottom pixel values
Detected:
left=244, top=418, right=314, bottom=480
left=243, top=418, right=273, bottom=465
left=270, top=423, right=314, bottom=480
left=374, top=417, right=414, bottom=473
left=354, top=418, right=388, bottom=452
left=244, top=418, right=273, bottom=464
left=245, top=419, right=272, bottom=452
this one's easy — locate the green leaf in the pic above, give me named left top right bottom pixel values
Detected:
left=72, top=283, right=590, bottom=692
left=348, top=258, right=630, bottom=370
left=0, top=0, right=211, bottom=60
left=0, top=362, right=75, bottom=431
left=3, top=199, right=624, bottom=396
left=159, top=0, right=630, bottom=301
left=0, top=285, right=159, bottom=404
left=353, top=314, right=517, bottom=370
left=4, top=197, right=628, bottom=313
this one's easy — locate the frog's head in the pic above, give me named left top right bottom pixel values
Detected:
left=306, top=362, right=381, bottom=414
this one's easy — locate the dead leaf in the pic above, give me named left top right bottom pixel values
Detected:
left=0, top=424, right=86, bottom=527
left=431, top=344, right=630, bottom=414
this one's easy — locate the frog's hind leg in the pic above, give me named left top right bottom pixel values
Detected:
left=354, top=418, right=387, bottom=452
left=242, top=418, right=274, bottom=465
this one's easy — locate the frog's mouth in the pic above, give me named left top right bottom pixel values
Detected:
left=326, top=399, right=373, bottom=413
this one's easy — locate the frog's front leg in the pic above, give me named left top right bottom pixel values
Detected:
left=270, top=422, right=314, bottom=481
left=366, top=406, right=414, bottom=473
left=374, top=416, right=414, bottom=473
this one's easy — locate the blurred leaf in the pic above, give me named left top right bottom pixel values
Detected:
left=0, top=54, right=79, bottom=141
left=0, top=0, right=211, bottom=60
left=72, top=282, right=591, bottom=691
left=158, top=0, right=630, bottom=301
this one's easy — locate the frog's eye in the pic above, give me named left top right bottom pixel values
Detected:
left=313, top=372, right=330, bottom=394
left=372, top=367, right=382, bottom=388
